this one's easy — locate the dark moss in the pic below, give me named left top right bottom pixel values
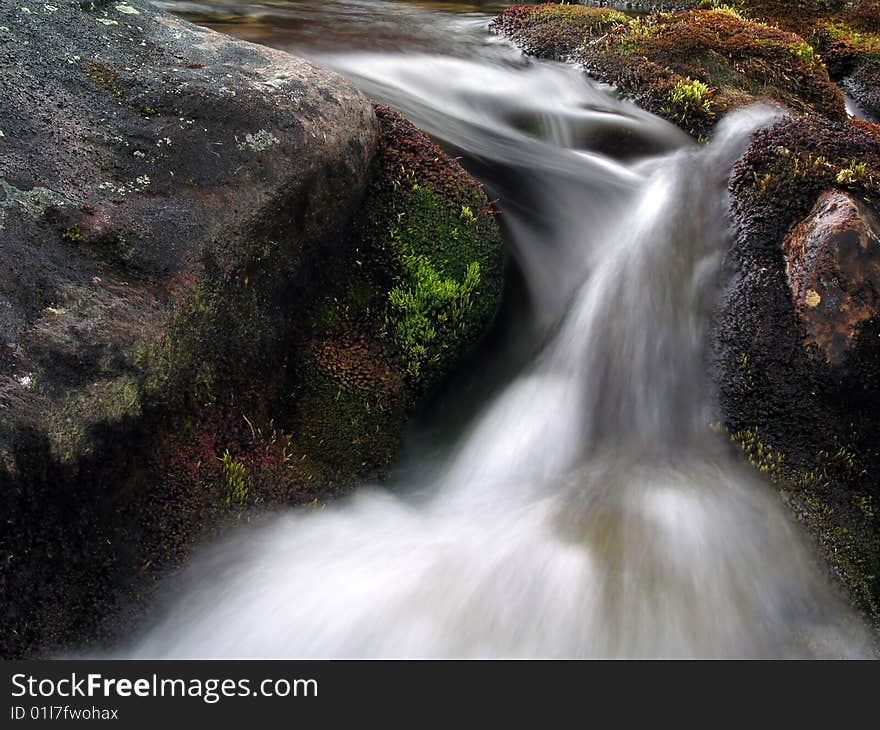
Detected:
left=716, top=117, right=880, bottom=635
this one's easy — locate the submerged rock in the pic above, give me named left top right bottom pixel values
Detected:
left=0, top=0, right=503, bottom=657
left=715, top=117, right=880, bottom=634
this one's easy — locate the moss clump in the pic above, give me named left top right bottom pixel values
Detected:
left=726, top=425, right=880, bottom=634
left=494, top=6, right=847, bottom=138
left=662, top=77, right=716, bottom=132
left=489, top=4, right=630, bottom=60
left=285, top=105, right=504, bottom=483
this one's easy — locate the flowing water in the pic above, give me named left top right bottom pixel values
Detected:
left=126, top=1, right=874, bottom=657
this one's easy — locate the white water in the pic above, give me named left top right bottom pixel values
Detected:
left=125, top=3, right=874, bottom=658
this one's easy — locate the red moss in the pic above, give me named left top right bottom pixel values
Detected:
left=494, top=7, right=847, bottom=138
left=490, top=4, right=628, bottom=60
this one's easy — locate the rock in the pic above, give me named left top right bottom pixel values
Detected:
left=846, top=59, right=880, bottom=120
left=0, top=0, right=504, bottom=657
left=492, top=5, right=847, bottom=139
left=783, top=190, right=880, bottom=366
left=0, top=0, right=378, bottom=465
left=731, top=0, right=880, bottom=118
left=714, top=116, right=880, bottom=635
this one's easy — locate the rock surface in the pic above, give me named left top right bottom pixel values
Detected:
left=783, top=190, right=880, bottom=366
left=715, top=117, right=880, bottom=633
left=0, top=0, right=378, bottom=466
left=0, top=0, right=504, bottom=657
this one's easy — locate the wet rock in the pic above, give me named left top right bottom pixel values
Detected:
left=0, top=0, right=504, bottom=657
left=784, top=190, right=880, bottom=366
left=846, top=59, right=880, bottom=120
left=714, top=117, right=880, bottom=635
left=0, top=0, right=378, bottom=465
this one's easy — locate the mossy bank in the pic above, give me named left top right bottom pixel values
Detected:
left=492, top=3, right=847, bottom=139
left=0, top=0, right=503, bottom=657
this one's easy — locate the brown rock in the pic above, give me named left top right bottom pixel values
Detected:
left=783, top=190, right=880, bottom=365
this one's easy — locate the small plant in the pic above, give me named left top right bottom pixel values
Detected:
left=790, top=42, right=817, bottom=69
left=730, top=426, right=784, bottom=479
left=220, top=450, right=251, bottom=508
left=698, top=1, right=746, bottom=20
left=387, top=257, right=481, bottom=379
left=61, top=225, right=84, bottom=242
left=854, top=494, right=876, bottom=521
left=661, top=77, right=714, bottom=138
left=669, top=77, right=713, bottom=114
left=836, top=160, right=868, bottom=185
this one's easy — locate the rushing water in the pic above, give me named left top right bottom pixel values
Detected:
left=125, top=1, right=874, bottom=657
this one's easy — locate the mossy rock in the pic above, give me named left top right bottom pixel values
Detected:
left=0, top=1, right=503, bottom=658
left=286, top=105, right=504, bottom=484
left=493, top=4, right=847, bottom=138
left=714, top=117, right=880, bottom=636
left=490, top=4, right=631, bottom=60
left=721, top=1, right=880, bottom=117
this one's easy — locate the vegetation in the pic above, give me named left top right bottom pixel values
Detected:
left=493, top=4, right=848, bottom=138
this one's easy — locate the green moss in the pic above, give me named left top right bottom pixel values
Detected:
left=730, top=425, right=784, bottom=477
left=292, top=370, right=401, bottom=480
left=388, top=255, right=481, bottom=379
left=662, top=77, right=715, bottom=137
left=279, top=105, right=503, bottom=484
left=61, top=225, right=84, bottom=242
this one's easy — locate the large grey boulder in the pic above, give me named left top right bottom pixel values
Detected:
left=0, top=0, right=378, bottom=656
left=0, top=0, right=377, bottom=464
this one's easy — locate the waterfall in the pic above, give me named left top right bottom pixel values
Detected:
left=118, top=10, right=873, bottom=658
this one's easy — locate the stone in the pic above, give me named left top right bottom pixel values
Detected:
left=784, top=190, right=880, bottom=365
